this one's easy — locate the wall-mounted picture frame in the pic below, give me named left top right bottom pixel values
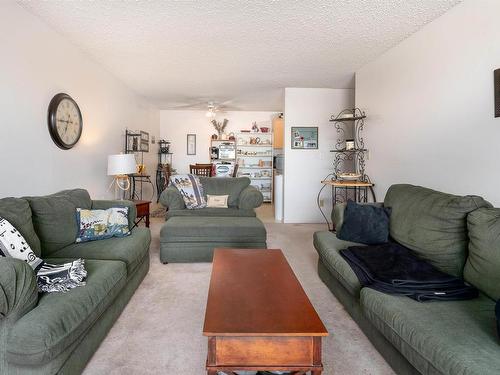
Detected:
left=187, top=134, right=196, bottom=155
left=495, top=69, right=500, bottom=118
left=140, top=131, right=149, bottom=152
left=291, top=126, right=318, bottom=149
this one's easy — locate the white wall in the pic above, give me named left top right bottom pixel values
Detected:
left=0, top=2, right=159, bottom=200
left=356, top=0, right=500, bottom=206
left=159, top=110, right=278, bottom=173
left=283, top=88, right=354, bottom=223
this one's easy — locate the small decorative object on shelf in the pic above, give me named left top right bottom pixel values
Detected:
left=211, top=119, right=228, bottom=139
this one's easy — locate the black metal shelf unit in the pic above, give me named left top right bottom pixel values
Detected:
left=329, top=108, right=370, bottom=183
left=124, top=130, right=153, bottom=200
left=156, top=139, right=173, bottom=202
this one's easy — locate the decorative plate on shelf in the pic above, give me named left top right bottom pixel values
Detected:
left=338, top=173, right=362, bottom=180
left=340, top=113, right=354, bottom=119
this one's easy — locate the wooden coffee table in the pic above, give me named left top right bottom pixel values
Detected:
left=203, top=249, right=328, bottom=375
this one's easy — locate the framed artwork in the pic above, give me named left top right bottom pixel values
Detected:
left=291, top=127, right=318, bottom=149
left=187, top=134, right=196, bottom=155
left=495, top=69, right=500, bottom=118
left=140, top=131, right=149, bottom=152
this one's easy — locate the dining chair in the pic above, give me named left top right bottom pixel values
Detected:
left=190, top=164, right=213, bottom=177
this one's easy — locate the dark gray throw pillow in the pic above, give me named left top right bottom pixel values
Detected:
left=337, top=200, right=391, bottom=245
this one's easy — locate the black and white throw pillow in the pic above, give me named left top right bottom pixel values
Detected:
left=0, top=216, right=43, bottom=270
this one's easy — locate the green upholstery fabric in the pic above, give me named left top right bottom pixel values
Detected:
left=91, top=199, right=137, bottom=229
left=51, top=227, right=151, bottom=275
left=313, top=231, right=364, bottom=297
left=159, top=186, right=185, bottom=210
left=238, top=186, right=264, bottom=209
left=332, top=203, right=346, bottom=232
left=160, top=216, right=267, bottom=262
left=25, top=189, right=92, bottom=256
left=464, top=208, right=500, bottom=300
left=161, top=241, right=267, bottom=263
left=3, top=255, right=149, bottom=375
left=198, top=177, right=250, bottom=207
left=361, top=288, right=500, bottom=375
left=166, top=207, right=256, bottom=219
left=0, top=197, right=42, bottom=257
left=384, top=184, right=491, bottom=276
left=317, top=260, right=421, bottom=375
left=7, top=258, right=127, bottom=365
left=161, top=216, right=266, bottom=243
left=159, top=177, right=262, bottom=214
left=0, top=258, right=38, bottom=321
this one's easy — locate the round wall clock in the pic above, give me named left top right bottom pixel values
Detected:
left=47, top=93, right=83, bottom=150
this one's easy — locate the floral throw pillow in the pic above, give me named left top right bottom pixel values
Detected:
left=76, top=207, right=130, bottom=243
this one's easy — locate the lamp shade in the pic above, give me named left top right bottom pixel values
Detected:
left=107, top=154, right=137, bottom=176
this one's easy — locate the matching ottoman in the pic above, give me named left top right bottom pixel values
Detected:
left=160, top=216, right=267, bottom=263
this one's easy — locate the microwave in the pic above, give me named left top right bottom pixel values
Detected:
left=218, top=143, right=236, bottom=160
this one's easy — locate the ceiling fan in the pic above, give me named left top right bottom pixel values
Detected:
left=169, top=98, right=237, bottom=116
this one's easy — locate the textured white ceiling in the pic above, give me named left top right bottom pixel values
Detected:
left=20, top=0, right=459, bottom=110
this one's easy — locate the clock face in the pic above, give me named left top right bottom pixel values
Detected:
left=47, top=93, right=83, bottom=149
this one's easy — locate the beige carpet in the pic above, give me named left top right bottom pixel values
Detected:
left=83, top=216, right=395, bottom=375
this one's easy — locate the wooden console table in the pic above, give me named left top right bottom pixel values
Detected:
left=203, top=249, right=328, bottom=375
left=321, top=179, right=376, bottom=205
left=131, top=200, right=151, bottom=228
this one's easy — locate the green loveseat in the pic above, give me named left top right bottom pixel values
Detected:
left=314, top=184, right=500, bottom=375
left=0, top=189, right=151, bottom=374
left=159, top=177, right=267, bottom=263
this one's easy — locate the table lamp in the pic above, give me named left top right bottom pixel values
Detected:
left=107, top=154, right=137, bottom=199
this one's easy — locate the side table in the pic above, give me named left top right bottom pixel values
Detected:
left=131, top=200, right=151, bottom=228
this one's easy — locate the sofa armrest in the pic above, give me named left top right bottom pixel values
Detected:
left=91, top=200, right=137, bottom=229
left=0, top=258, right=38, bottom=322
left=238, top=186, right=264, bottom=209
left=159, top=186, right=186, bottom=210
left=333, top=202, right=384, bottom=232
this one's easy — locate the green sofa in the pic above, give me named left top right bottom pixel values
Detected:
left=0, top=189, right=151, bottom=374
left=314, top=184, right=500, bottom=375
left=159, top=177, right=267, bottom=262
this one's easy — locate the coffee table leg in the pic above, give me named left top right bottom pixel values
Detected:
left=312, top=370, right=323, bottom=375
left=207, top=371, right=217, bottom=375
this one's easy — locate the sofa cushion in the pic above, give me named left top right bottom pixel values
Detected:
left=313, top=231, right=364, bottom=297
left=7, top=258, right=126, bottom=365
left=464, top=208, right=500, bottom=300
left=361, top=288, right=500, bottom=375
left=166, top=207, right=256, bottom=219
left=199, top=177, right=250, bottom=207
left=161, top=216, right=266, bottom=243
left=384, top=184, right=491, bottom=276
left=50, top=227, right=150, bottom=275
left=25, top=189, right=92, bottom=256
left=0, top=197, right=41, bottom=257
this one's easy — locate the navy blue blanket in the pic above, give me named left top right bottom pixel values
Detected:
left=340, top=243, right=478, bottom=302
